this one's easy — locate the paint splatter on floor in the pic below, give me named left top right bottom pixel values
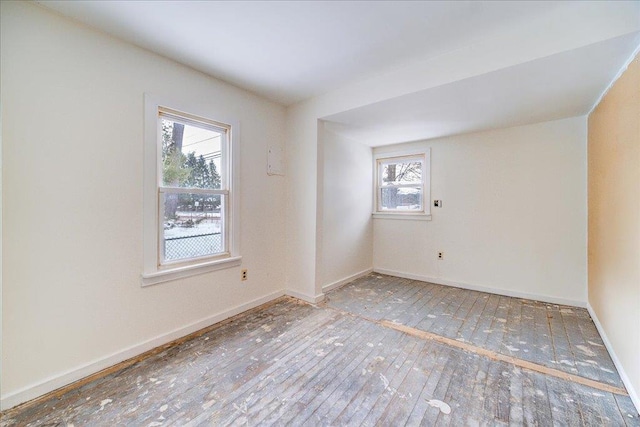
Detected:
left=427, top=399, right=452, bottom=414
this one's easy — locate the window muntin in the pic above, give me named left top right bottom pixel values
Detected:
left=158, top=108, right=231, bottom=265
left=376, top=154, right=426, bottom=213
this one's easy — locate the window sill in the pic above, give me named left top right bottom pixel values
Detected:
left=141, top=255, right=242, bottom=287
left=372, top=213, right=432, bottom=221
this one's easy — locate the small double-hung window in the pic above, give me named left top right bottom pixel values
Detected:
left=374, top=151, right=430, bottom=219
left=143, top=96, right=240, bottom=286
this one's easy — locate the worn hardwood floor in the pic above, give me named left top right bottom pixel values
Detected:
left=2, top=274, right=638, bottom=426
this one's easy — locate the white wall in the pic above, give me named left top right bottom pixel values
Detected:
left=373, top=117, right=588, bottom=305
left=319, top=125, right=373, bottom=291
left=284, top=6, right=635, bottom=302
left=1, top=2, right=286, bottom=408
left=284, top=110, right=321, bottom=302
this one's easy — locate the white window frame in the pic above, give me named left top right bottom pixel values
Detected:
left=142, top=94, right=241, bottom=286
left=373, top=149, right=431, bottom=221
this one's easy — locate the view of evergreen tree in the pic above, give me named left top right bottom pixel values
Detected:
left=161, top=120, right=222, bottom=219
left=184, top=152, right=221, bottom=189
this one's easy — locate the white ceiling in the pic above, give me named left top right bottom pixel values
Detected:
left=36, top=1, right=640, bottom=145
left=38, top=1, right=573, bottom=106
left=323, top=32, right=640, bottom=146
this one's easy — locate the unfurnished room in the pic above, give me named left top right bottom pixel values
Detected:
left=1, top=1, right=639, bottom=425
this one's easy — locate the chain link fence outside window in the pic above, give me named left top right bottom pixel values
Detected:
left=164, top=232, right=222, bottom=261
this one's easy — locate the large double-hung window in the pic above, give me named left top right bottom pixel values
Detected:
left=143, top=96, right=240, bottom=286
left=158, top=108, right=229, bottom=264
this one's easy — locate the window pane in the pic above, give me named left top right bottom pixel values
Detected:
left=162, top=193, right=224, bottom=262
left=380, top=187, right=422, bottom=210
left=161, top=118, right=223, bottom=189
left=381, top=161, right=422, bottom=185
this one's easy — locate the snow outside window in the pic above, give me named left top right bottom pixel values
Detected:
left=375, top=152, right=430, bottom=217
left=158, top=108, right=231, bottom=265
left=142, top=95, right=241, bottom=286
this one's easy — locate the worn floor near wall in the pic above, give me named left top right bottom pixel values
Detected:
left=2, top=274, right=638, bottom=426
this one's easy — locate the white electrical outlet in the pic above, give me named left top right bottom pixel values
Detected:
left=438, top=252, right=444, bottom=260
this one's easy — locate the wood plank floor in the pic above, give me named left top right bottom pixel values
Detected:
left=2, top=274, right=638, bottom=426
left=326, top=274, right=623, bottom=388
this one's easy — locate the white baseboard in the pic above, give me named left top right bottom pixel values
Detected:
left=285, top=289, right=325, bottom=304
left=0, top=289, right=285, bottom=411
left=587, top=303, right=640, bottom=413
left=322, top=268, right=373, bottom=293
left=373, top=268, right=587, bottom=308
